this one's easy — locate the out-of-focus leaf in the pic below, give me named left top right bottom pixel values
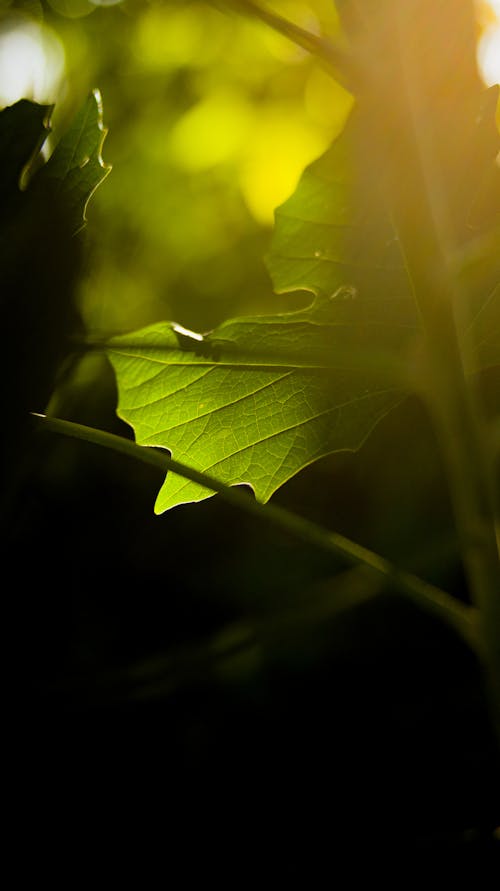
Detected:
left=0, top=91, right=110, bottom=499
left=35, top=89, right=111, bottom=234
left=266, top=87, right=500, bottom=377
left=458, top=86, right=500, bottom=373
left=265, top=109, right=410, bottom=302
left=463, top=281, right=500, bottom=373
left=334, top=1, right=500, bottom=369
left=0, top=99, right=50, bottom=209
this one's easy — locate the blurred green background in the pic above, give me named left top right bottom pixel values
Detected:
left=0, top=0, right=352, bottom=336
left=2, top=0, right=500, bottom=853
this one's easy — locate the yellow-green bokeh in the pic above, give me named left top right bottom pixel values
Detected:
left=1, top=0, right=497, bottom=342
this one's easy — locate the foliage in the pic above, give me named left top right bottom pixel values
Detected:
left=109, top=88, right=498, bottom=511
left=107, top=294, right=408, bottom=512
left=0, top=90, right=109, bottom=494
left=1, top=0, right=500, bottom=850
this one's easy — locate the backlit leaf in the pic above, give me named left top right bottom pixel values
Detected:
left=108, top=292, right=415, bottom=513
left=108, top=0, right=499, bottom=514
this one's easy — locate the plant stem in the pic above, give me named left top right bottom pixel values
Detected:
left=33, top=412, right=479, bottom=650
left=211, top=0, right=354, bottom=90
left=364, top=10, right=500, bottom=728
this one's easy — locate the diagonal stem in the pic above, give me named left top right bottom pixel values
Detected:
left=33, top=412, right=479, bottom=650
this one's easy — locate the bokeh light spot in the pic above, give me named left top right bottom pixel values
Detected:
left=168, top=93, right=253, bottom=170
left=478, top=25, right=500, bottom=85
left=0, top=18, right=65, bottom=106
left=239, top=106, right=331, bottom=225
left=135, top=4, right=204, bottom=70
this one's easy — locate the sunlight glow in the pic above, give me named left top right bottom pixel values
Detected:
left=478, top=25, right=500, bottom=85
left=0, top=20, right=65, bottom=106
left=478, top=1, right=500, bottom=85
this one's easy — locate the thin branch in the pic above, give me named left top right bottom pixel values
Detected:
left=210, top=0, right=354, bottom=90
left=33, top=412, right=479, bottom=651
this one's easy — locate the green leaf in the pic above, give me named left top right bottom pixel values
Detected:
left=266, top=108, right=410, bottom=303
left=107, top=293, right=414, bottom=513
left=108, top=8, right=499, bottom=515
left=0, top=90, right=110, bottom=235
left=266, top=92, right=500, bottom=377
left=107, top=85, right=499, bottom=515
left=34, top=89, right=111, bottom=234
